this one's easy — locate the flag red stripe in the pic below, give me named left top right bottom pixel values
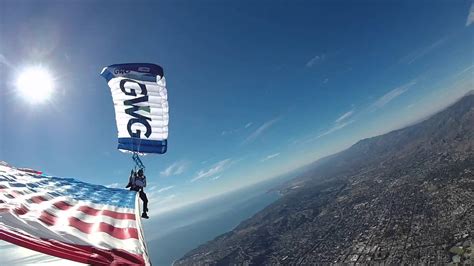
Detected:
left=39, top=210, right=58, bottom=226
left=14, top=204, right=29, bottom=215
left=53, top=201, right=73, bottom=210
left=29, top=195, right=49, bottom=204
left=77, top=205, right=136, bottom=220
left=68, top=217, right=139, bottom=240
left=0, top=229, right=145, bottom=265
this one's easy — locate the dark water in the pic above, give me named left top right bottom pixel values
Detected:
left=144, top=175, right=293, bottom=266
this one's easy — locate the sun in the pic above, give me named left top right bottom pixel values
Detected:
left=16, top=66, right=55, bottom=104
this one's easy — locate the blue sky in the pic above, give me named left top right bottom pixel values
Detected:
left=1, top=0, right=473, bottom=213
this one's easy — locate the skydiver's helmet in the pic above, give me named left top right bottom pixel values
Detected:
left=137, top=169, right=144, bottom=177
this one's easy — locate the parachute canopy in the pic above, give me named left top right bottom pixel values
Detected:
left=0, top=162, right=150, bottom=265
left=101, top=63, right=169, bottom=154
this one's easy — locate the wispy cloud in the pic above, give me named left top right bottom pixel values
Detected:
left=160, top=161, right=188, bottom=177
left=261, top=153, right=281, bottom=162
left=314, top=108, right=356, bottom=140
left=221, top=129, right=236, bottom=136
left=222, top=122, right=254, bottom=136
left=211, top=175, right=222, bottom=181
left=315, top=119, right=355, bottom=140
left=106, top=183, right=122, bottom=189
left=295, top=105, right=358, bottom=145
left=467, top=3, right=474, bottom=26
left=0, top=54, right=13, bottom=68
left=191, top=159, right=232, bottom=182
left=370, top=81, right=416, bottom=110
left=152, top=194, right=177, bottom=206
left=243, top=117, right=280, bottom=144
left=293, top=79, right=417, bottom=146
left=306, top=54, right=326, bottom=68
left=453, top=64, right=474, bottom=79
left=399, top=37, right=448, bottom=65
left=335, top=110, right=354, bottom=124
left=158, top=186, right=175, bottom=193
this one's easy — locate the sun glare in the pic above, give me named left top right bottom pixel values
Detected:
left=16, top=66, right=55, bottom=103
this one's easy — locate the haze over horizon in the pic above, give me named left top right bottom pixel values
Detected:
left=1, top=0, right=473, bottom=215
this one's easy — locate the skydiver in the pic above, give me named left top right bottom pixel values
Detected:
left=126, top=168, right=149, bottom=219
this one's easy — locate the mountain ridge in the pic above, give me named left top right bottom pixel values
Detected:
left=280, top=91, right=474, bottom=193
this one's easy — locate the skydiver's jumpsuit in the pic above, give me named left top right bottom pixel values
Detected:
left=126, top=172, right=149, bottom=214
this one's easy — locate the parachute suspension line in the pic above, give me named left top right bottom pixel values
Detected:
left=129, top=135, right=145, bottom=170
left=132, top=152, right=145, bottom=170
left=132, top=137, right=144, bottom=171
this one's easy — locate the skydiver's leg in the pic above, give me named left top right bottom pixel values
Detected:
left=139, top=190, right=148, bottom=213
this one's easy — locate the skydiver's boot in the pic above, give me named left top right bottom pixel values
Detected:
left=141, top=212, right=149, bottom=219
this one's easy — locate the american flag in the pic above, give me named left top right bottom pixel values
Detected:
left=0, top=162, right=150, bottom=265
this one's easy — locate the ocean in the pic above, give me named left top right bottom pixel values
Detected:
left=144, top=174, right=295, bottom=265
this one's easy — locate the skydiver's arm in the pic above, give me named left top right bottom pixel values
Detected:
left=143, top=176, right=147, bottom=188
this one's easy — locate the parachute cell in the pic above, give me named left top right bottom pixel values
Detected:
left=101, top=63, right=169, bottom=154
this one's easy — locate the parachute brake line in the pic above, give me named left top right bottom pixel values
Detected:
left=132, top=153, right=145, bottom=170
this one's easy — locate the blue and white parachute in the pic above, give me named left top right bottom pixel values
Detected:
left=101, top=63, right=169, bottom=154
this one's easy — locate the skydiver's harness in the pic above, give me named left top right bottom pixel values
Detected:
left=128, top=171, right=147, bottom=192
